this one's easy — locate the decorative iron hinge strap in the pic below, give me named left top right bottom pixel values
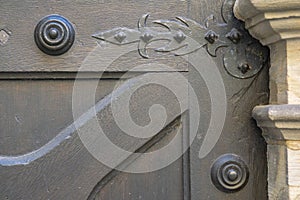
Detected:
left=92, top=0, right=269, bottom=79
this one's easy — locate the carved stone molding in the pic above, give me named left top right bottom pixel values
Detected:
left=234, top=0, right=300, bottom=104
left=235, top=1, right=300, bottom=199
left=253, top=105, right=300, bottom=200
left=234, top=0, right=300, bottom=46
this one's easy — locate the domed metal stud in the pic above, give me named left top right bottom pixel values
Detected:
left=34, top=15, right=75, bottom=56
left=211, top=154, right=249, bottom=193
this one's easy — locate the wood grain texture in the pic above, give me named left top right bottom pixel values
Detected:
left=0, top=0, right=270, bottom=199
left=189, top=0, right=269, bottom=199
left=0, top=0, right=189, bottom=72
left=189, top=51, right=269, bottom=200
left=0, top=79, right=116, bottom=155
left=0, top=74, right=187, bottom=199
left=91, top=118, right=184, bottom=200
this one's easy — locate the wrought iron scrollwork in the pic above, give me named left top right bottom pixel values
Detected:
left=92, top=0, right=269, bottom=79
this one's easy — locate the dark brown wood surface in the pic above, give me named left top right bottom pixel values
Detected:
left=0, top=0, right=189, bottom=72
left=0, top=0, right=268, bottom=200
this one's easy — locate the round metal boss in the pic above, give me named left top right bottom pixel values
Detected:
left=211, top=154, right=249, bottom=193
left=34, top=15, right=75, bottom=55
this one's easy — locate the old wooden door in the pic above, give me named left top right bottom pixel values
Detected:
left=0, top=0, right=269, bottom=199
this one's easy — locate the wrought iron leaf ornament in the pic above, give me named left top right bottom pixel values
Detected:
left=92, top=0, right=269, bottom=79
